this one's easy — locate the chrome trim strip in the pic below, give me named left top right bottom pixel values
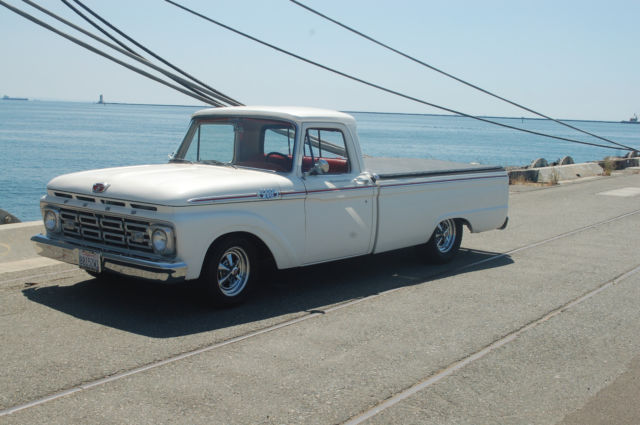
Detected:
left=31, top=234, right=187, bottom=282
left=187, top=186, right=375, bottom=204
left=379, top=174, right=507, bottom=189
left=188, top=193, right=258, bottom=203
left=188, top=174, right=503, bottom=205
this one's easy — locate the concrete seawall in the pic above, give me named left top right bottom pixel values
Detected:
left=508, top=163, right=604, bottom=184
left=509, top=157, right=640, bottom=184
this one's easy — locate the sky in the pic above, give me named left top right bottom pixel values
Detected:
left=0, top=0, right=638, bottom=121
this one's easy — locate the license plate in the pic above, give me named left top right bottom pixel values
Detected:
left=78, top=249, right=101, bottom=273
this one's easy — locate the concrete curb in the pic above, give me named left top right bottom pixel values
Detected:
left=0, top=221, right=44, bottom=264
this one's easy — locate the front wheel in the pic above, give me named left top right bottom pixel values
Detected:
left=201, top=236, right=257, bottom=306
left=424, top=219, right=463, bottom=264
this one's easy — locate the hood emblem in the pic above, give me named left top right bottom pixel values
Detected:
left=92, top=182, right=110, bottom=193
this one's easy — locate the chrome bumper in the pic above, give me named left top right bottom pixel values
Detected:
left=31, top=234, right=188, bottom=282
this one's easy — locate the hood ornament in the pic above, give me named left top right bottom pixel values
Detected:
left=92, top=182, right=110, bottom=193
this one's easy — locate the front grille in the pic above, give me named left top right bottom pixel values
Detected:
left=50, top=191, right=158, bottom=212
left=60, top=208, right=154, bottom=253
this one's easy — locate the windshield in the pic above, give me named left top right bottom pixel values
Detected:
left=172, top=117, right=297, bottom=172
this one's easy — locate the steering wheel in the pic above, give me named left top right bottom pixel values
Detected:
left=265, top=152, right=288, bottom=162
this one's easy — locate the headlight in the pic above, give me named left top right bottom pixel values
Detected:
left=151, top=226, right=175, bottom=256
left=43, top=208, right=60, bottom=233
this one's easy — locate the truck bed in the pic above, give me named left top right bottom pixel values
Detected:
left=363, top=157, right=504, bottom=180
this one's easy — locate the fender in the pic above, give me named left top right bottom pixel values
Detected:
left=174, top=206, right=304, bottom=280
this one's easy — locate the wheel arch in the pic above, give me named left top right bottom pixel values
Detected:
left=176, top=208, right=301, bottom=280
left=455, top=217, right=473, bottom=232
left=202, top=231, right=276, bottom=278
left=429, top=214, right=472, bottom=238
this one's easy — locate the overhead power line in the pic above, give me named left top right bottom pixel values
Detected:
left=164, top=0, right=633, bottom=152
left=65, top=0, right=242, bottom=106
left=290, top=1, right=633, bottom=151
left=4, top=0, right=226, bottom=106
left=60, top=0, right=139, bottom=57
left=55, top=0, right=238, bottom=106
left=289, top=0, right=632, bottom=151
left=22, top=0, right=223, bottom=106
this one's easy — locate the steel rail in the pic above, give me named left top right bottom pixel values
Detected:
left=343, top=262, right=640, bottom=425
left=2, top=207, right=639, bottom=417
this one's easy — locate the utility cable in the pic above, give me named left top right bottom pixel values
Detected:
left=58, top=0, right=220, bottom=105
left=59, top=0, right=138, bottom=57
left=164, top=0, right=632, bottom=152
left=0, top=1, right=224, bottom=106
left=21, top=0, right=230, bottom=107
left=53, top=0, right=236, bottom=106
left=289, top=0, right=633, bottom=151
left=68, top=0, right=242, bottom=106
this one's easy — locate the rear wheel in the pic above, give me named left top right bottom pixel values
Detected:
left=201, top=236, right=257, bottom=306
left=424, top=219, right=462, bottom=263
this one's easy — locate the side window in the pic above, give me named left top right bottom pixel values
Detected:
left=303, top=128, right=350, bottom=174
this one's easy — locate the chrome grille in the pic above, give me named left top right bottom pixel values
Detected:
left=60, top=208, right=153, bottom=253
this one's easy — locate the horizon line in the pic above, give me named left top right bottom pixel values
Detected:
left=1, top=97, right=628, bottom=124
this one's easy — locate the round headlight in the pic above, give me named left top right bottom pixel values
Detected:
left=44, top=209, right=59, bottom=232
left=150, top=225, right=175, bottom=256
left=152, top=229, right=168, bottom=252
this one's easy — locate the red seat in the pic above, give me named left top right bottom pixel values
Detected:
left=237, top=154, right=348, bottom=174
left=302, top=157, right=349, bottom=174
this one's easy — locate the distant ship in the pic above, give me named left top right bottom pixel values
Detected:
left=2, top=95, right=28, bottom=101
left=622, top=113, right=639, bottom=124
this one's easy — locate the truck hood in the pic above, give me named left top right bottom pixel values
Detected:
left=47, top=163, right=295, bottom=206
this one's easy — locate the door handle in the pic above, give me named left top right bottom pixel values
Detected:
left=354, top=175, right=371, bottom=185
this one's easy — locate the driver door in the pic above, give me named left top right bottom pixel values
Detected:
left=301, top=124, right=375, bottom=264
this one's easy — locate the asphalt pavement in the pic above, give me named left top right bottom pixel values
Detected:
left=1, top=172, right=639, bottom=424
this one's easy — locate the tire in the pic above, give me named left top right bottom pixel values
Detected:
left=424, top=219, right=463, bottom=264
left=201, top=236, right=258, bottom=306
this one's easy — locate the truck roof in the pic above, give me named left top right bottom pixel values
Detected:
left=192, top=106, right=357, bottom=127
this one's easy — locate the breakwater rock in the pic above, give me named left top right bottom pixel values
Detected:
left=0, top=209, right=21, bottom=225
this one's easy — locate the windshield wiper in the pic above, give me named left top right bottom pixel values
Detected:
left=169, top=158, right=193, bottom=164
left=200, top=159, right=237, bottom=168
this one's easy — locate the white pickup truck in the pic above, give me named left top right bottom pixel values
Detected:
left=32, top=106, right=508, bottom=305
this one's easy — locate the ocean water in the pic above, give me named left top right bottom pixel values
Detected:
left=1, top=100, right=638, bottom=222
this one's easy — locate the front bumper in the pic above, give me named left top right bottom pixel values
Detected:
left=31, top=234, right=187, bottom=282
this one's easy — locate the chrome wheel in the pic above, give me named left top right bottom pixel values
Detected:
left=424, top=218, right=463, bottom=264
left=434, top=218, right=457, bottom=254
left=216, top=246, right=250, bottom=297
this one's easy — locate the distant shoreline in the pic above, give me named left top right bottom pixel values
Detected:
left=98, top=101, right=203, bottom=108
left=1, top=98, right=626, bottom=124
left=344, top=110, right=624, bottom=125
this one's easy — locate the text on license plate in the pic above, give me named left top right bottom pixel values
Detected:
left=78, top=249, right=101, bottom=273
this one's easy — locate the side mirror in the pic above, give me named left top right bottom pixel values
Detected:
left=311, top=159, right=330, bottom=175
left=303, top=159, right=330, bottom=179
